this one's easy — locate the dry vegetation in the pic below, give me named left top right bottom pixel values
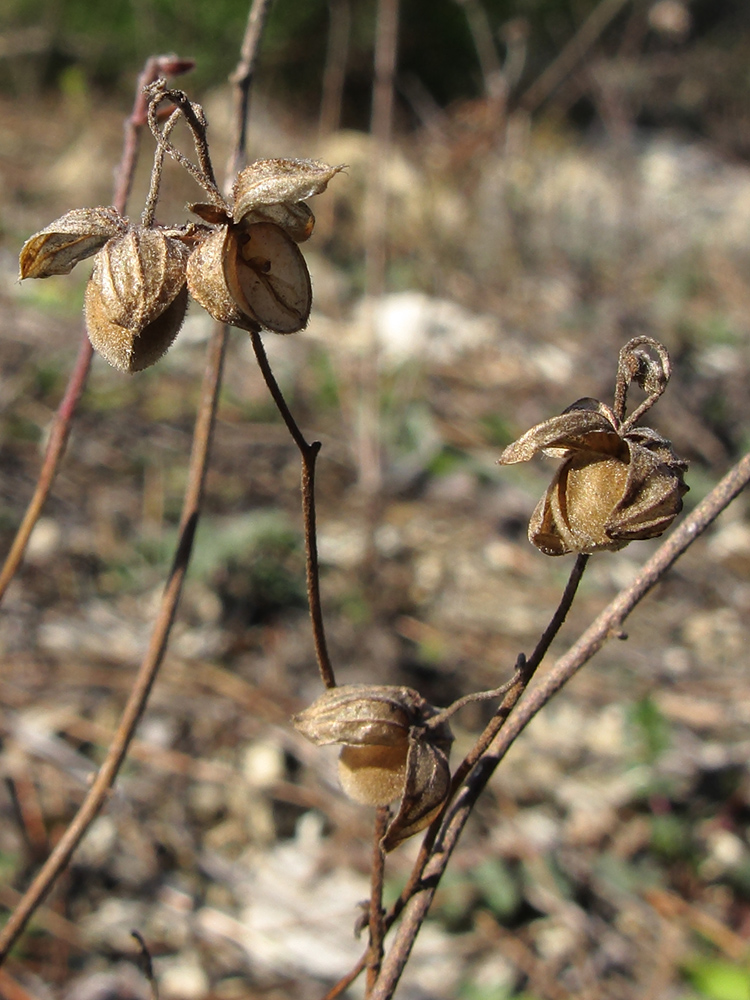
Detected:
left=1, top=58, right=750, bottom=1000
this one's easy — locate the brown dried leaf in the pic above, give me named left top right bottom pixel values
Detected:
left=232, top=158, right=345, bottom=226
left=382, top=735, right=452, bottom=851
left=499, top=404, right=622, bottom=465
left=19, top=207, right=126, bottom=278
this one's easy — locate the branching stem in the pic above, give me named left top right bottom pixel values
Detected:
left=367, top=454, right=750, bottom=999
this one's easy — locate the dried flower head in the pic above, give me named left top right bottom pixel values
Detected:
left=293, top=684, right=453, bottom=851
left=18, top=83, right=344, bottom=372
left=499, top=339, right=688, bottom=555
left=187, top=158, right=345, bottom=334
left=19, top=208, right=194, bottom=373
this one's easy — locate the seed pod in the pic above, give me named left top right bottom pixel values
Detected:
left=187, top=222, right=311, bottom=334
left=186, top=227, right=260, bottom=333
left=84, top=228, right=191, bottom=373
left=293, top=684, right=453, bottom=851
left=19, top=207, right=127, bottom=278
left=500, top=397, right=688, bottom=555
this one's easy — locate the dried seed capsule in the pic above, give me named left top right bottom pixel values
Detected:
left=499, top=396, right=688, bottom=555
left=186, top=227, right=260, bottom=333
left=227, top=222, right=312, bottom=333
left=293, top=685, right=415, bottom=747
left=382, top=734, right=452, bottom=851
left=188, top=222, right=311, bottom=334
left=338, top=745, right=409, bottom=806
left=84, top=228, right=191, bottom=373
left=294, top=684, right=453, bottom=850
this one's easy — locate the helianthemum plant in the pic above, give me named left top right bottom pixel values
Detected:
left=18, top=81, right=344, bottom=371
left=499, top=337, right=688, bottom=555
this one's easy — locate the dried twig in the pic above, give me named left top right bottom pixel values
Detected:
left=519, top=0, right=631, bottom=113
left=366, top=806, right=389, bottom=993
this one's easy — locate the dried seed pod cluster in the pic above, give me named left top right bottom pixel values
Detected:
left=187, top=159, right=344, bottom=334
left=499, top=339, right=688, bottom=556
left=19, top=150, right=342, bottom=372
left=293, top=685, right=453, bottom=851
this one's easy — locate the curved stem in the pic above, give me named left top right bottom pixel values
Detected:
left=0, top=336, right=92, bottom=601
left=249, top=330, right=336, bottom=689
left=322, top=553, right=589, bottom=999
left=0, top=325, right=228, bottom=964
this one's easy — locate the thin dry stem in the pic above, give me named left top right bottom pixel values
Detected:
left=520, top=0, right=631, bottom=113
left=146, top=82, right=225, bottom=206
left=131, top=930, right=159, bottom=1000
left=0, top=56, right=191, bottom=606
left=368, top=453, right=750, bottom=999
left=617, top=336, right=671, bottom=430
left=228, top=0, right=275, bottom=181
left=359, top=0, right=400, bottom=494
left=366, top=807, right=389, bottom=993
left=0, top=326, right=228, bottom=965
left=249, top=330, right=336, bottom=689
left=319, top=0, right=351, bottom=140
left=141, top=108, right=181, bottom=228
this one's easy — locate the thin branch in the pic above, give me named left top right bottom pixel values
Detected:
left=366, top=807, right=389, bottom=994
left=141, top=108, right=181, bottom=228
left=0, top=326, right=228, bottom=964
left=359, top=0, right=400, bottom=493
left=146, top=82, right=225, bottom=206
left=319, top=0, right=351, bottom=140
left=519, top=0, right=631, bottom=114
left=391, top=553, right=588, bottom=917
left=249, top=330, right=336, bottom=689
left=228, top=0, right=275, bottom=181
left=0, top=55, right=192, bottom=606
left=369, top=453, right=750, bottom=999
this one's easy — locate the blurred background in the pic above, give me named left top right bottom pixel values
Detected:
left=2, top=1, right=750, bottom=998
